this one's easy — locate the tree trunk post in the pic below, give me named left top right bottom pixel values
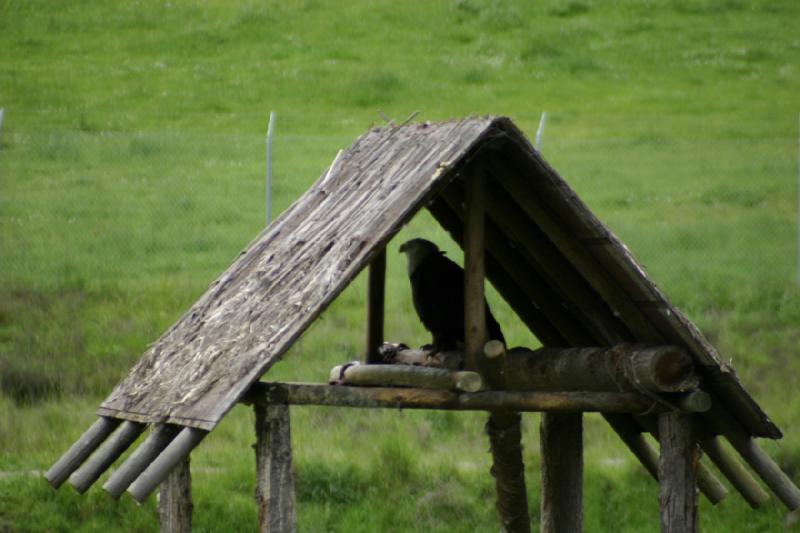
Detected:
left=158, top=456, right=192, bottom=533
left=365, top=248, right=386, bottom=364
left=254, top=403, right=296, bottom=533
left=540, top=412, right=583, bottom=533
left=658, top=412, right=698, bottom=533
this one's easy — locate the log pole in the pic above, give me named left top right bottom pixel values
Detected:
left=128, top=427, right=207, bottom=503
left=365, top=248, right=386, bottom=364
left=658, top=412, right=698, bottom=533
left=158, top=457, right=192, bottom=533
left=540, top=412, right=583, bottom=533
left=45, top=416, right=120, bottom=489
left=706, top=404, right=800, bottom=511
left=104, top=424, right=182, bottom=499
left=696, top=428, right=770, bottom=508
left=255, top=403, right=297, bottom=533
left=467, top=166, right=531, bottom=532
left=331, top=364, right=483, bottom=392
left=68, top=420, right=146, bottom=493
left=464, top=165, right=487, bottom=372
left=245, top=381, right=683, bottom=414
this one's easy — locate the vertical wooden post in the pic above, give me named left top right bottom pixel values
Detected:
left=464, top=167, right=487, bottom=372
left=365, top=248, right=386, bottom=364
left=255, top=403, right=297, bottom=533
left=540, top=413, right=583, bottom=533
left=466, top=165, right=531, bottom=532
left=158, top=457, right=192, bottom=533
left=658, top=412, right=698, bottom=533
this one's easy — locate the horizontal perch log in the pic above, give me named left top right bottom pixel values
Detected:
left=242, top=381, right=705, bottom=414
left=329, top=363, right=483, bottom=392
left=504, top=344, right=698, bottom=394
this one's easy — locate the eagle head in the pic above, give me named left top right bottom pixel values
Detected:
left=399, top=238, right=440, bottom=276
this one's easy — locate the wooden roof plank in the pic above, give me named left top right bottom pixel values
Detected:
left=98, top=118, right=497, bottom=430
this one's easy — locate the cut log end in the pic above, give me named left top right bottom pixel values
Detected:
left=483, top=340, right=506, bottom=359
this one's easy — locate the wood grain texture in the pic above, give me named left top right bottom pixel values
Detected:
left=98, top=118, right=496, bottom=430
left=540, top=413, right=583, bottom=533
left=93, top=116, right=777, bottom=443
left=658, top=412, right=698, bottom=533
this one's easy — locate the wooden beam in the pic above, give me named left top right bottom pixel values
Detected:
left=68, top=420, right=146, bottom=493
left=330, top=364, right=483, bottom=392
left=658, top=412, right=698, bottom=533
left=158, top=457, right=192, bottom=533
left=504, top=345, right=698, bottom=395
left=427, top=197, right=566, bottom=346
left=104, top=424, right=182, bottom=499
left=255, top=403, right=297, bottom=533
left=494, top=161, right=661, bottom=340
left=365, top=248, right=386, bottom=364
left=488, top=412, right=531, bottom=533
left=463, top=166, right=487, bottom=372
left=127, top=427, right=208, bottom=503
left=243, top=381, right=671, bottom=414
left=695, top=428, right=770, bottom=509
left=633, top=414, right=727, bottom=505
left=704, top=404, right=800, bottom=511
left=540, top=412, right=583, bottom=533
left=482, top=182, right=630, bottom=343
left=438, top=191, right=594, bottom=345
left=45, top=416, right=120, bottom=489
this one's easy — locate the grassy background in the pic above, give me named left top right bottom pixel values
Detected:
left=1, top=0, right=799, bottom=530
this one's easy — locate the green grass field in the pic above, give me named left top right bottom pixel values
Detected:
left=2, top=0, right=799, bottom=530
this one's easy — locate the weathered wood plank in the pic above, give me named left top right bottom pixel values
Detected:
left=255, top=403, right=296, bottom=533
left=158, top=457, right=192, bottom=533
left=492, top=119, right=778, bottom=439
left=243, top=382, right=667, bottom=414
left=658, top=412, right=698, bottom=533
left=540, top=413, right=583, bottom=533
left=98, top=118, right=498, bottom=430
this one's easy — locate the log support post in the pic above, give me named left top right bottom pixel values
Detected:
left=158, top=456, right=193, bottom=533
left=540, top=412, right=583, bottom=533
left=465, top=165, right=530, bottom=532
left=365, top=248, right=386, bottom=364
left=658, top=412, right=698, bottom=533
left=255, top=403, right=297, bottom=533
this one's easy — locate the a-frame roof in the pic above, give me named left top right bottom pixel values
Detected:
left=97, top=116, right=778, bottom=440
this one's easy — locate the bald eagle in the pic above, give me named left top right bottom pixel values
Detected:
left=399, top=238, right=505, bottom=350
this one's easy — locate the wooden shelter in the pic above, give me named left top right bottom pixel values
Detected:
left=47, top=116, right=799, bottom=532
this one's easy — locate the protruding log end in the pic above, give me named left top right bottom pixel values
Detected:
left=484, top=340, right=506, bottom=359
left=676, top=391, right=711, bottom=413
left=452, top=371, right=483, bottom=393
